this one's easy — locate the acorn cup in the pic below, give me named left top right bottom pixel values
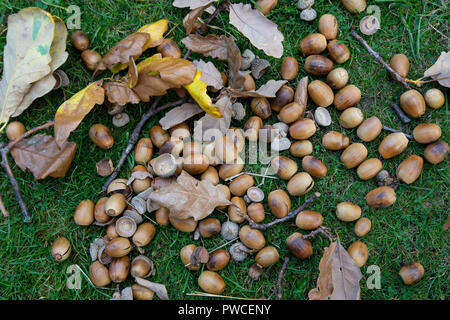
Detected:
left=396, top=155, right=423, bottom=184
left=300, top=33, right=327, bottom=56
left=304, top=55, right=334, bottom=76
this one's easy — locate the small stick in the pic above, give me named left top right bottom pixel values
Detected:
left=303, top=226, right=335, bottom=241
left=391, top=103, right=411, bottom=124
left=5, top=120, right=54, bottom=151
left=382, top=126, right=414, bottom=140
left=350, top=30, right=411, bottom=89
left=0, top=195, right=9, bottom=217
left=276, top=257, right=290, bottom=300
left=184, top=237, right=239, bottom=268
left=225, top=171, right=278, bottom=182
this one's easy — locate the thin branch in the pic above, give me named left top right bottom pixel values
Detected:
left=0, top=195, right=9, bottom=217
left=275, top=257, right=289, bottom=300
left=382, top=126, right=414, bottom=140
left=350, top=30, right=411, bottom=89
left=391, top=103, right=411, bottom=124
left=5, top=120, right=54, bottom=151
left=303, top=226, right=335, bottom=241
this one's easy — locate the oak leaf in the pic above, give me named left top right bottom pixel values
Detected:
left=173, top=0, right=217, bottom=13
left=193, top=95, right=232, bottom=142
left=137, top=19, right=170, bottom=50
left=183, top=3, right=213, bottom=34
left=193, top=60, right=223, bottom=90
left=159, top=102, right=203, bottom=130
left=424, top=51, right=450, bottom=88
left=135, top=277, right=169, bottom=300
left=222, top=79, right=287, bottom=98
left=183, top=70, right=222, bottom=117
left=103, top=82, right=140, bottom=106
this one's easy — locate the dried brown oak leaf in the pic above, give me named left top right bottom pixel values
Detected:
left=193, top=95, right=232, bottom=142
left=193, top=60, right=223, bottom=90
left=133, top=57, right=197, bottom=101
left=183, top=2, right=212, bottom=34
left=173, top=0, right=217, bottom=12
left=424, top=51, right=450, bottom=88
left=135, top=277, right=169, bottom=300
left=159, top=102, right=203, bottom=130
left=309, top=239, right=362, bottom=300
left=148, top=170, right=231, bottom=221
left=10, top=134, right=77, bottom=180
left=103, top=82, right=140, bottom=106
left=222, top=79, right=287, bottom=98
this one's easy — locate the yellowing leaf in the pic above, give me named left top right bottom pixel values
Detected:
left=137, top=19, right=169, bottom=50
left=54, top=82, right=105, bottom=147
left=183, top=70, right=222, bottom=118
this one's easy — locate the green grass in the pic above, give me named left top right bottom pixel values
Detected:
left=0, top=0, right=448, bottom=300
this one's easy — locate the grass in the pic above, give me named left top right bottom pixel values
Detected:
left=0, top=0, right=448, bottom=300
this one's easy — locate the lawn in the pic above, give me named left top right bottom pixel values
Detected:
left=0, top=0, right=448, bottom=300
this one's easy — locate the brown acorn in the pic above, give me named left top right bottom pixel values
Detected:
left=81, top=50, right=102, bottom=71
left=339, top=107, right=364, bottom=129
left=270, top=85, right=294, bottom=112
left=302, top=156, right=327, bottom=178
left=106, top=223, right=119, bottom=240
left=199, top=218, right=221, bottom=238
left=244, top=116, right=263, bottom=141
left=207, top=249, right=231, bottom=271
left=281, top=57, right=299, bottom=80
left=105, top=193, right=126, bottom=217
left=169, top=122, right=190, bottom=141
left=90, top=261, right=111, bottom=287
left=150, top=125, right=170, bottom=148
left=228, top=127, right=245, bottom=152
left=155, top=207, right=170, bottom=226
left=105, top=237, right=131, bottom=258
left=89, top=124, right=114, bottom=149
left=322, top=131, right=350, bottom=150
left=183, top=153, right=209, bottom=175
left=341, top=0, right=367, bottom=13
left=279, top=102, right=303, bottom=124
left=336, top=202, right=361, bottom=222
left=229, top=174, right=254, bottom=196
left=318, top=14, right=338, bottom=40
left=5, top=121, right=25, bottom=140
left=399, top=262, right=425, bottom=285
left=200, top=166, right=219, bottom=185
left=198, top=271, right=226, bottom=294
left=71, top=30, right=89, bottom=51
left=131, top=165, right=152, bottom=194
left=424, top=141, right=449, bottom=164
left=287, top=172, right=314, bottom=196
left=183, top=141, right=202, bottom=156
left=251, top=97, right=272, bottom=119
left=109, top=256, right=130, bottom=283
left=390, top=54, right=410, bottom=78
left=396, top=155, right=423, bottom=184
left=256, top=0, right=278, bottom=14
left=334, top=85, right=361, bottom=111
left=308, top=80, right=334, bottom=107
left=218, top=161, right=244, bottom=180
left=300, top=33, right=327, bottom=56
left=268, top=189, right=291, bottom=218
left=378, top=132, right=408, bottom=159
left=159, top=138, right=183, bottom=156
left=365, top=186, right=396, bottom=208
left=357, top=158, right=382, bottom=180
left=326, top=67, right=348, bottom=90
left=133, top=222, right=156, bottom=246
left=412, top=123, right=441, bottom=144
left=290, top=140, right=313, bottom=157
left=132, top=284, right=154, bottom=300
left=255, top=246, right=279, bottom=267
left=296, top=210, right=323, bottom=230
left=289, top=118, right=317, bottom=140
left=228, top=196, right=247, bottom=223
left=156, top=39, right=181, bottom=58
left=180, top=244, right=200, bottom=271
left=340, top=143, right=368, bottom=169
left=94, top=197, right=111, bottom=223
left=357, top=116, right=382, bottom=142
left=354, top=217, right=371, bottom=237
left=400, top=90, right=426, bottom=118
left=51, top=237, right=71, bottom=262
left=347, top=241, right=368, bottom=267
left=131, top=256, right=153, bottom=278
left=134, top=138, right=153, bottom=165
left=243, top=73, right=256, bottom=92
left=74, top=200, right=95, bottom=226
left=239, top=225, right=266, bottom=250
left=247, top=203, right=265, bottom=223
left=327, top=40, right=350, bottom=64
left=215, top=136, right=238, bottom=163
left=424, top=88, right=445, bottom=109
left=286, top=232, right=313, bottom=259
left=271, top=156, right=298, bottom=180
left=304, top=55, right=334, bottom=76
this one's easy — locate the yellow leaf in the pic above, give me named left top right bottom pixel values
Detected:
left=183, top=70, right=223, bottom=118
left=137, top=19, right=169, bottom=50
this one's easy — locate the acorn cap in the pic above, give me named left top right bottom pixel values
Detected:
left=151, top=153, right=177, bottom=178
left=246, top=187, right=265, bottom=203
left=115, top=216, right=137, bottom=238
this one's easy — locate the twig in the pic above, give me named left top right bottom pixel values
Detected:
left=391, top=103, right=411, bottom=124
left=275, top=257, right=289, bottom=300
left=382, top=126, right=414, bottom=140
left=244, top=192, right=321, bottom=230
left=4, top=120, right=54, bottom=152
left=0, top=195, right=9, bottom=217
left=225, top=171, right=278, bottom=182
left=350, top=30, right=411, bottom=89
left=303, top=226, right=335, bottom=241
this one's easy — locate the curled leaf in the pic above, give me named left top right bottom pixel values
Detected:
left=193, top=60, right=223, bottom=90
left=159, top=102, right=203, bottom=130
left=103, top=82, right=140, bottom=106
left=137, top=19, right=170, bottom=50
left=424, top=51, right=450, bottom=88
left=183, top=3, right=212, bottom=34
left=173, top=0, right=217, bottom=11
left=193, top=95, right=232, bottom=141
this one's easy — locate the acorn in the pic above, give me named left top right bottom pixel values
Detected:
left=169, top=122, right=190, bottom=141
left=336, top=202, right=361, bottom=222
left=326, top=67, right=348, bottom=89
left=71, top=30, right=89, bottom=51
left=296, top=210, right=323, bottom=230
left=340, top=143, right=368, bottom=168
left=259, top=125, right=277, bottom=143
left=183, top=153, right=209, bottom=175
left=279, top=102, right=303, bottom=124
left=287, top=172, right=314, bottom=196
left=228, top=197, right=247, bottom=223
left=89, top=124, right=114, bottom=149
left=132, top=283, right=155, bottom=300
left=412, top=123, right=441, bottom=144
left=286, top=232, right=313, bottom=259
left=334, top=85, right=361, bottom=111
left=115, top=216, right=137, bottom=238
left=160, top=138, right=183, bottom=156
left=218, top=161, right=244, bottom=180
left=399, top=262, right=425, bottom=285
left=105, top=193, right=126, bottom=217
left=51, top=237, right=71, bottom=262
left=339, top=107, right=364, bottom=129
left=255, top=246, right=279, bottom=267
left=396, top=155, right=423, bottom=184
left=215, top=136, right=238, bottom=164
left=150, top=125, right=170, bottom=148
left=133, top=222, right=156, bottom=246
left=94, top=197, right=111, bottom=223
left=271, top=156, right=298, bottom=180
left=341, top=0, right=366, bottom=13
left=270, top=85, right=294, bottom=112
left=180, top=244, right=200, bottom=271
left=200, top=166, right=219, bottom=185
left=300, top=33, right=327, bottom=55
left=322, top=131, right=350, bottom=150
left=243, top=73, right=256, bottom=91
left=228, top=127, right=245, bottom=152
left=290, top=140, right=313, bottom=157
left=308, top=80, right=334, bottom=107
left=357, top=116, right=382, bottom=142
left=199, top=218, right=221, bottom=238
left=90, top=261, right=111, bottom=287
left=318, top=14, right=338, bottom=40
left=390, top=54, right=410, bottom=78
left=304, top=55, right=334, bottom=76
left=327, top=40, right=350, bottom=64
left=347, top=241, right=368, bottom=267
left=243, top=116, right=263, bottom=142
left=109, top=256, right=130, bottom=283
left=155, top=207, right=170, bottom=226
left=131, top=165, right=152, bottom=194
left=81, top=50, right=102, bottom=71
left=156, top=39, right=181, bottom=58
left=106, top=223, right=119, bottom=240
left=268, top=189, right=291, bottom=218
left=107, top=178, right=131, bottom=196
left=207, top=249, right=231, bottom=271
left=424, top=88, right=445, bottom=109
left=247, top=203, right=265, bottom=223
left=105, top=237, right=131, bottom=258
left=5, top=121, right=25, bottom=140
left=424, top=141, right=449, bottom=164
left=354, top=217, right=371, bottom=237
left=198, top=271, right=226, bottom=294
left=74, top=200, right=95, bottom=226
left=302, top=156, right=327, bottom=178
left=357, top=158, right=382, bottom=180
left=365, top=186, right=396, bottom=208
left=134, top=138, right=153, bottom=165
left=251, top=97, right=272, bottom=119
left=281, top=57, right=299, bottom=80
left=289, top=118, right=316, bottom=140
left=229, top=174, right=254, bottom=196
left=131, top=255, right=154, bottom=278
left=239, top=225, right=265, bottom=250
left=378, top=132, right=408, bottom=159
left=256, top=0, right=278, bottom=14
left=399, top=90, right=426, bottom=118
left=183, top=141, right=201, bottom=157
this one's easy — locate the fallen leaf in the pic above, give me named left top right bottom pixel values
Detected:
left=183, top=70, right=222, bottom=117
left=173, top=0, right=217, bottom=12
left=193, top=95, right=232, bottom=142
left=0, top=7, right=55, bottom=126
left=125, top=57, right=138, bottom=88
left=424, top=51, right=450, bottom=87
left=159, top=102, right=203, bottom=130
left=224, top=36, right=245, bottom=89
left=54, top=82, right=105, bottom=147
left=135, top=277, right=169, bottom=300
left=148, top=170, right=231, bottom=221
left=222, top=79, right=287, bottom=98
left=10, top=134, right=77, bottom=180
left=103, top=81, right=140, bottom=106
left=229, top=3, right=284, bottom=58
left=137, top=19, right=170, bottom=50
left=96, top=158, right=114, bottom=177
left=193, top=60, right=223, bottom=90
left=183, top=3, right=212, bottom=34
